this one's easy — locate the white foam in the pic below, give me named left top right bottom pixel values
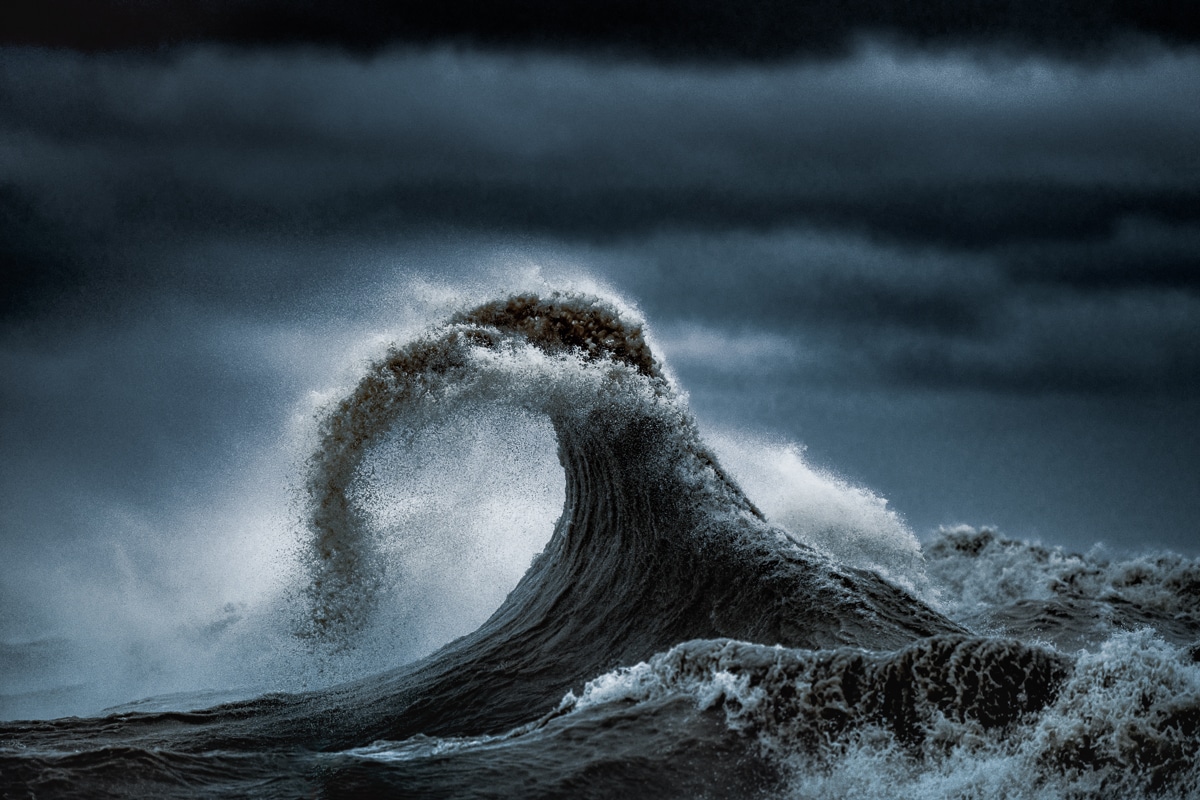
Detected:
left=783, top=630, right=1200, bottom=799
left=558, top=631, right=1200, bottom=800
left=707, top=432, right=929, bottom=595
left=925, top=525, right=1200, bottom=645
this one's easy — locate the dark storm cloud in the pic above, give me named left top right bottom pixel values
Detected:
left=0, top=185, right=92, bottom=318
left=605, top=231, right=1001, bottom=336
left=1, top=44, right=1197, bottom=395
left=2, top=0, right=1197, bottom=58
left=595, top=229, right=1200, bottom=395
left=2, top=44, right=1196, bottom=242
left=2, top=15, right=1198, bottom=706
left=1002, top=217, right=1200, bottom=291
left=0, top=304, right=285, bottom=505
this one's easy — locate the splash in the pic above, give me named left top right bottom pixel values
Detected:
left=926, top=525, right=1200, bottom=650
left=8, top=291, right=1194, bottom=799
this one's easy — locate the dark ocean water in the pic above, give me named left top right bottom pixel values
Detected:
left=2, top=293, right=1198, bottom=799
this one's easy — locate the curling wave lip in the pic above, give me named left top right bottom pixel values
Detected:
left=5, top=291, right=1197, bottom=799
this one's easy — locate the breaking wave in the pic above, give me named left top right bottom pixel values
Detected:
left=2, top=292, right=1197, bottom=799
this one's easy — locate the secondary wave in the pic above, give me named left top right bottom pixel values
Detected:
left=6, top=291, right=1195, bottom=800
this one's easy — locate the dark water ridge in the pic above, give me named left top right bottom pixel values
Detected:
left=2, top=293, right=1198, bottom=798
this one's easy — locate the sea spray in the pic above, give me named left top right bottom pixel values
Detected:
left=708, top=432, right=929, bottom=597
left=926, top=525, right=1200, bottom=650
left=5, top=291, right=1194, bottom=800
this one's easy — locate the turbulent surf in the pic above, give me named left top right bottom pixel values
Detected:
left=2, top=292, right=1198, bottom=799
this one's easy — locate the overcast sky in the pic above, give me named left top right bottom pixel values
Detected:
left=2, top=4, right=1199, bottom=655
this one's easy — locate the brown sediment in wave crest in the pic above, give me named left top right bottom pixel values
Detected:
left=299, top=293, right=961, bottom=661
left=4, top=294, right=1197, bottom=799
left=272, top=289, right=964, bottom=745
left=453, top=294, right=659, bottom=378
left=299, top=292, right=750, bottom=646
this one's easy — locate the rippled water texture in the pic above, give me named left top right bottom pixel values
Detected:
left=3, top=293, right=1197, bottom=799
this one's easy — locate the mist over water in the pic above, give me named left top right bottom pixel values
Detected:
left=0, top=374, right=568, bottom=721
left=3, top=2, right=1199, bottom=791
left=1, top=290, right=1197, bottom=800
left=707, top=432, right=928, bottom=594
left=338, top=405, right=563, bottom=673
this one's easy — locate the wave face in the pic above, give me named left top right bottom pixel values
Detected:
left=3, top=292, right=1198, bottom=799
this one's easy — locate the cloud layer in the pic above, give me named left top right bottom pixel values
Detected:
left=4, top=0, right=1198, bottom=57
left=3, top=44, right=1196, bottom=394
left=2, top=17, right=1198, bottom=719
left=0, top=42, right=1197, bottom=631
